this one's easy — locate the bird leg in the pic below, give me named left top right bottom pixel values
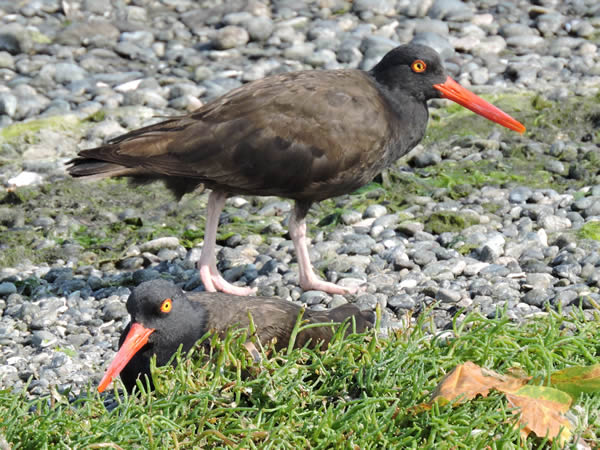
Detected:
left=198, top=190, right=256, bottom=296
left=289, top=203, right=358, bottom=295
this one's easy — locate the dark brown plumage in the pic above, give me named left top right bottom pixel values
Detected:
left=68, top=44, right=525, bottom=296
left=97, top=279, right=374, bottom=393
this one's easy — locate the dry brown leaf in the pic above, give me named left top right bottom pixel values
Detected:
left=506, top=391, right=572, bottom=446
left=431, top=361, right=530, bottom=404
left=243, top=341, right=262, bottom=363
left=423, top=362, right=575, bottom=447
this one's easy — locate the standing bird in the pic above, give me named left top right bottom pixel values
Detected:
left=68, top=44, right=525, bottom=296
left=97, top=279, right=374, bottom=393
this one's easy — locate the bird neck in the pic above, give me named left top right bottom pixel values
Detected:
left=370, top=78, right=430, bottom=163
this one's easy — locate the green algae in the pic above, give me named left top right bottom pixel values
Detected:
left=0, top=115, right=81, bottom=144
left=424, top=211, right=479, bottom=234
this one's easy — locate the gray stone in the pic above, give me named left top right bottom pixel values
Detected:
left=53, top=63, right=87, bottom=84
left=363, top=204, right=387, bottom=219
left=509, top=186, right=532, bottom=204
left=122, top=88, right=168, bottom=109
left=258, top=201, right=292, bottom=217
left=413, top=18, right=449, bottom=36
left=412, top=250, right=436, bottom=266
left=553, top=263, right=581, bottom=280
left=102, top=301, right=128, bottom=321
left=396, top=222, right=424, bottom=236
left=202, top=78, right=242, bottom=100
left=168, top=83, right=205, bottom=100
left=567, top=19, right=594, bottom=38
left=545, top=159, right=566, bottom=175
left=245, top=16, right=274, bottom=41
left=356, top=293, right=378, bottom=310
left=120, top=31, right=154, bottom=48
left=284, top=42, right=316, bottom=60
left=56, top=21, right=120, bottom=47
left=499, top=23, right=537, bottom=38
left=0, top=51, right=15, bottom=69
left=540, top=215, right=571, bottom=233
left=340, top=210, right=362, bottom=225
left=536, top=13, right=565, bottom=36
left=506, top=35, right=545, bottom=49
left=437, top=288, right=461, bottom=303
left=523, top=288, right=551, bottom=308
left=305, top=49, right=338, bottom=68
left=0, top=282, right=17, bottom=296
left=387, top=294, right=416, bottom=311
left=427, top=0, right=473, bottom=21
left=353, top=0, right=396, bottom=15
left=410, top=149, right=441, bottom=168
left=139, top=237, right=180, bottom=253
left=13, top=85, right=50, bottom=120
left=526, top=273, right=554, bottom=290
left=31, top=330, right=58, bottom=349
left=132, top=269, right=160, bottom=284
left=214, top=26, right=250, bottom=50
left=299, top=290, right=330, bottom=305
left=359, top=35, right=399, bottom=69
left=551, top=290, right=578, bottom=308
left=0, top=32, right=21, bottom=55
left=411, top=32, right=455, bottom=60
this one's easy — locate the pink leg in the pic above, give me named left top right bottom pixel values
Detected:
left=198, top=191, right=256, bottom=296
left=289, top=206, right=359, bottom=295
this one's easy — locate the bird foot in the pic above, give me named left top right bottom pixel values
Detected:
left=199, top=265, right=257, bottom=296
left=299, top=277, right=364, bottom=295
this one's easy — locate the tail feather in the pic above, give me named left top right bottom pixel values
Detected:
left=67, top=155, right=202, bottom=198
left=67, top=158, right=142, bottom=179
left=310, top=304, right=375, bottom=333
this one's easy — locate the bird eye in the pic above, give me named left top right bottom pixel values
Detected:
left=160, top=298, right=172, bottom=313
left=411, top=60, right=427, bottom=73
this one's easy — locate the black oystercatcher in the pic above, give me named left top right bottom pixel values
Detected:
left=68, top=44, right=525, bottom=296
left=97, top=279, right=373, bottom=393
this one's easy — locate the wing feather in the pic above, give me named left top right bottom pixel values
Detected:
left=70, top=70, right=394, bottom=200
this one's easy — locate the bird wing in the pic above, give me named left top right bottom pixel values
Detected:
left=191, top=292, right=371, bottom=350
left=75, top=70, right=393, bottom=200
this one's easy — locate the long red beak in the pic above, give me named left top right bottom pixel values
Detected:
left=433, top=76, right=526, bottom=134
left=97, top=322, right=155, bottom=393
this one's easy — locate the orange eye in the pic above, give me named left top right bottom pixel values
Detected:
left=160, top=298, right=172, bottom=313
left=411, top=60, right=427, bottom=73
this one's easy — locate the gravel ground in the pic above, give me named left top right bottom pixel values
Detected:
left=1, top=0, right=600, bottom=397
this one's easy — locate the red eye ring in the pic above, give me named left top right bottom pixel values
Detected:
left=160, top=298, right=172, bottom=313
left=411, top=60, right=427, bottom=73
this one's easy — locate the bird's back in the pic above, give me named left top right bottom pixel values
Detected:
left=68, top=69, right=400, bottom=201
left=189, top=291, right=372, bottom=350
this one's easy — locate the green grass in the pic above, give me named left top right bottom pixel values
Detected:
left=578, top=221, right=600, bottom=242
left=1, top=309, right=599, bottom=448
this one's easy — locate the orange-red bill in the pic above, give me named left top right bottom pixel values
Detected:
left=433, top=76, right=526, bottom=134
left=97, top=322, right=155, bottom=393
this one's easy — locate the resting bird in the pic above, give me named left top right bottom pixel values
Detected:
left=68, top=44, right=525, bottom=295
left=97, top=279, right=374, bottom=392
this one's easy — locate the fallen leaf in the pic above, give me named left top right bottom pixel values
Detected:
left=421, top=362, right=578, bottom=447
left=431, top=361, right=529, bottom=404
left=407, top=402, right=432, bottom=414
left=506, top=385, right=573, bottom=447
left=551, top=364, right=600, bottom=398
left=243, top=341, right=262, bottom=363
